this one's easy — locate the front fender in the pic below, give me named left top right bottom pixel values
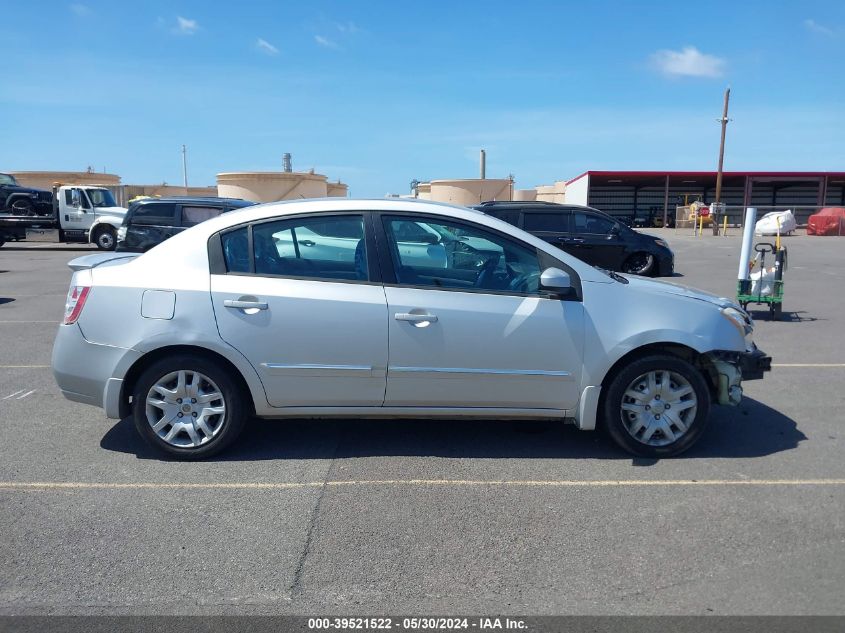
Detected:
left=88, top=216, right=123, bottom=242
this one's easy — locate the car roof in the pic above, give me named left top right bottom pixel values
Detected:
left=131, top=196, right=254, bottom=204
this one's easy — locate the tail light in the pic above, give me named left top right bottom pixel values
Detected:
left=63, top=286, right=91, bottom=325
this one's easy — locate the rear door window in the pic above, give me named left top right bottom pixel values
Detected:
left=130, top=203, right=177, bottom=226
left=523, top=212, right=570, bottom=232
left=571, top=212, right=616, bottom=235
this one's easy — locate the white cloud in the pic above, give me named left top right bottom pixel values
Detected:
left=335, top=21, right=361, bottom=34
left=314, top=35, right=339, bottom=49
left=256, top=38, right=279, bottom=55
left=804, top=18, right=834, bottom=36
left=650, top=46, right=725, bottom=78
left=69, top=3, right=91, bottom=16
left=175, top=16, right=199, bottom=35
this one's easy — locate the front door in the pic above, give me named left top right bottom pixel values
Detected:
left=211, top=213, right=388, bottom=408
left=379, top=214, right=584, bottom=411
left=569, top=210, right=626, bottom=269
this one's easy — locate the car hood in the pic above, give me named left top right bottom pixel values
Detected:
left=622, top=274, right=736, bottom=308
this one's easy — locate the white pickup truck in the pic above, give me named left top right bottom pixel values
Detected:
left=0, top=179, right=127, bottom=250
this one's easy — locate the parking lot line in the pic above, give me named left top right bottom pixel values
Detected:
left=1, top=479, right=844, bottom=491
left=772, top=363, right=845, bottom=367
left=0, top=320, right=60, bottom=324
left=0, top=365, right=50, bottom=368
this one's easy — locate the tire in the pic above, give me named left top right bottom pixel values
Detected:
left=10, top=198, right=34, bottom=216
left=93, top=226, right=117, bottom=251
left=132, top=354, right=248, bottom=460
left=621, top=252, right=655, bottom=276
left=602, top=354, right=711, bottom=458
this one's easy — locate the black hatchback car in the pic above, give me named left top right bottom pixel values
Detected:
left=117, top=197, right=256, bottom=252
left=473, top=201, right=674, bottom=276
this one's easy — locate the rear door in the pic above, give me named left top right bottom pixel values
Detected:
left=210, top=212, right=388, bottom=408
left=521, top=209, right=573, bottom=253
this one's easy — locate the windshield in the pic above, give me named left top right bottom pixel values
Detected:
left=86, top=188, right=117, bottom=207
left=0, top=174, right=19, bottom=186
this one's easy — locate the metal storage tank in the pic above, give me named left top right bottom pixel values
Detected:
left=416, top=182, right=432, bottom=200
left=428, top=179, right=512, bottom=205
left=326, top=181, right=349, bottom=198
left=535, top=180, right=566, bottom=203
left=11, top=171, right=120, bottom=190
left=216, top=172, right=329, bottom=203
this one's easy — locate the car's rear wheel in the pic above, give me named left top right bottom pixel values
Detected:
left=132, top=355, right=248, bottom=459
left=602, top=355, right=711, bottom=458
left=93, top=226, right=117, bottom=251
left=621, top=252, right=655, bottom=275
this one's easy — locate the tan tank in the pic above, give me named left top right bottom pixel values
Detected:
left=11, top=170, right=121, bottom=190
left=428, top=179, right=512, bottom=205
left=216, top=172, right=329, bottom=202
left=535, top=180, right=567, bottom=204
left=512, top=188, right=537, bottom=202
left=416, top=182, right=432, bottom=200
left=326, top=181, right=349, bottom=198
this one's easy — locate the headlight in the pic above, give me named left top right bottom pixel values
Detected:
left=117, top=226, right=127, bottom=240
left=721, top=306, right=753, bottom=336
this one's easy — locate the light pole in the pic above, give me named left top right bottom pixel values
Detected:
left=713, top=88, right=730, bottom=235
left=181, top=144, right=188, bottom=189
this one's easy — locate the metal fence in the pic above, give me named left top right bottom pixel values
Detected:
left=675, top=205, right=831, bottom=229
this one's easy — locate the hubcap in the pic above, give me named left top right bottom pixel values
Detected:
left=145, top=370, right=226, bottom=448
left=98, top=232, right=114, bottom=248
left=620, top=370, right=697, bottom=447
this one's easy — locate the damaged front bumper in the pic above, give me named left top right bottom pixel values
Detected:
left=707, top=346, right=772, bottom=406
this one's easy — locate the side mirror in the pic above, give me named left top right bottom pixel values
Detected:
left=540, top=267, right=572, bottom=293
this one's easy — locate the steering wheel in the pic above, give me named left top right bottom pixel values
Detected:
left=474, top=253, right=502, bottom=288
left=508, top=270, right=541, bottom=294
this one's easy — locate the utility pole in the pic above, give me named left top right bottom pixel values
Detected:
left=181, top=144, right=188, bottom=189
left=712, top=87, right=730, bottom=235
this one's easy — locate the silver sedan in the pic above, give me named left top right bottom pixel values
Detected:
left=52, top=198, right=771, bottom=459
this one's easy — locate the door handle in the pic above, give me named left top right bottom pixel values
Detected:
left=568, top=238, right=585, bottom=243
left=224, top=299, right=268, bottom=310
left=300, top=239, right=316, bottom=247
left=395, top=312, right=438, bottom=324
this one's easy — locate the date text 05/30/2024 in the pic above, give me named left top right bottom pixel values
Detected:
left=308, top=617, right=527, bottom=630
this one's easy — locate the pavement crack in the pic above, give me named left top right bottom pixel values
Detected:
left=289, top=422, right=343, bottom=599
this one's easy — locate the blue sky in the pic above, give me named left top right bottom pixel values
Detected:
left=1, top=1, right=843, bottom=196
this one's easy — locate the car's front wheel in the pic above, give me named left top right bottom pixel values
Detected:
left=621, top=252, right=655, bottom=275
left=93, top=226, right=117, bottom=251
left=132, top=355, right=248, bottom=459
left=602, top=354, right=711, bottom=458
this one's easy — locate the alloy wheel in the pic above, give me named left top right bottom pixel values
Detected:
left=622, top=253, right=654, bottom=275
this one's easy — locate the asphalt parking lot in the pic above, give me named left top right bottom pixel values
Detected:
left=0, top=230, right=843, bottom=616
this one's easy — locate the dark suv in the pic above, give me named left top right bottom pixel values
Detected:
left=117, top=197, right=256, bottom=252
left=473, top=201, right=673, bottom=276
